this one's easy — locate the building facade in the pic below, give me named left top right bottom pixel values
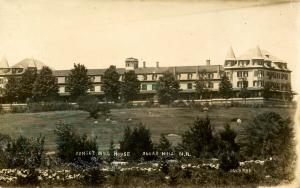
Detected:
left=0, top=46, right=293, bottom=102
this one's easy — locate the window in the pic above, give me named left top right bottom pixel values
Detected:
left=187, top=83, right=193, bottom=89
left=141, top=84, right=147, bottom=90
left=208, top=82, right=214, bottom=88
left=253, top=81, right=257, bottom=87
left=237, top=71, right=242, bottom=77
left=243, top=71, right=248, bottom=77
left=152, top=74, right=157, bottom=81
left=188, top=73, right=193, bottom=80
left=152, top=84, right=157, bottom=90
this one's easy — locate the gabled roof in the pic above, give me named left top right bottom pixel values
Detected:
left=12, top=58, right=47, bottom=69
left=53, top=65, right=223, bottom=77
left=0, top=56, right=9, bottom=68
left=225, top=46, right=236, bottom=61
left=237, top=47, right=285, bottom=62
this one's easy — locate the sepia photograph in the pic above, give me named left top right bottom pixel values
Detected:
left=0, top=0, right=299, bottom=187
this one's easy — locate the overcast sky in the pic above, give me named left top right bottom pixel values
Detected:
left=0, top=0, right=299, bottom=92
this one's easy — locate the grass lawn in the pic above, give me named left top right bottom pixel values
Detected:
left=0, top=107, right=295, bottom=151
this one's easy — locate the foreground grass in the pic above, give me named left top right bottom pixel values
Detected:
left=0, top=107, right=295, bottom=151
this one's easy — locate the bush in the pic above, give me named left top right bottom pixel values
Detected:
left=27, top=101, right=76, bottom=112
left=219, top=151, right=239, bottom=172
left=81, top=166, right=105, bottom=185
left=54, top=123, right=99, bottom=164
left=11, top=105, right=27, bottom=113
left=77, top=95, right=110, bottom=119
left=6, top=135, right=45, bottom=169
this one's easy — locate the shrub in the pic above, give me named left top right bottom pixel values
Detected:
left=77, top=95, right=110, bottom=119
left=6, top=135, right=45, bottom=169
left=219, top=151, right=239, bottom=172
left=11, top=105, right=27, bottom=113
left=81, top=166, right=105, bottom=185
left=27, top=101, right=76, bottom=112
left=0, top=133, right=11, bottom=168
left=54, top=123, right=99, bottom=164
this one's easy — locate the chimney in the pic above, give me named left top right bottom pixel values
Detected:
left=206, top=59, right=211, bottom=66
left=143, top=61, right=146, bottom=68
left=156, top=61, right=159, bottom=68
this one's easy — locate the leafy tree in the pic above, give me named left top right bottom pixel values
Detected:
left=194, top=76, right=209, bottom=99
left=157, top=71, right=180, bottom=105
left=237, top=112, right=295, bottom=177
left=120, top=70, right=140, bottom=102
left=219, top=75, right=232, bottom=99
left=181, top=117, right=216, bottom=158
left=54, top=123, right=98, bottom=163
left=119, top=124, right=154, bottom=161
left=77, top=95, right=110, bottom=119
left=262, top=82, right=273, bottom=100
left=67, top=63, right=92, bottom=100
left=219, top=124, right=239, bottom=152
left=238, top=80, right=250, bottom=99
left=157, top=134, right=172, bottom=152
left=32, top=66, right=58, bottom=102
left=18, top=68, right=37, bottom=102
left=102, top=65, right=120, bottom=102
left=4, top=76, right=20, bottom=103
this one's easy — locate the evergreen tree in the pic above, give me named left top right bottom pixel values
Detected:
left=219, top=75, right=233, bottom=99
left=67, top=63, right=92, bottom=100
left=32, top=66, right=58, bottom=102
left=157, top=134, right=172, bottom=152
left=4, top=76, right=20, bottom=103
left=157, top=71, right=180, bottom=105
left=218, top=124, right=240, bottom=172
left=120, top=70, right=140, bottom=102
left=119, top=124, right=154, bottom=161
left=181, top=117, right=216, bottom=158
left=102, top=65, right=120, bottom=102
left=108, top=140, right=115, bottom=163
left=18, top=68, right=37, bottom=102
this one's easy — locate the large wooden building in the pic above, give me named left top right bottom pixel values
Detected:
left=0, top=46, right=293, bottom=101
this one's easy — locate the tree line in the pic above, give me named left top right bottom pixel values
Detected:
left=2, top=63, right=291, bottom=104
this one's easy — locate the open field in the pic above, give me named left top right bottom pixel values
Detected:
left=0, top=107, right=296, bottom=151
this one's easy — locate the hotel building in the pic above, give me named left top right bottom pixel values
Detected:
left=0, top=46, right=293, bottom=101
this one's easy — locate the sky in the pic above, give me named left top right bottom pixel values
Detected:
left=0, top=0, right=299, bottom=92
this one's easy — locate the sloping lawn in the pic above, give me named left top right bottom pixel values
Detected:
left=0, top=107, right=295, bottom=151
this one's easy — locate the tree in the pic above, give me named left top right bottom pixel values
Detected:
left=54, top=123, right=98, bottom=163
left=119, top=124, right=154, bottom=161
left=238, top=80, right=250, bottom=99
left=238, top=112, right=294, bottom=158
left=102, top=65, right=120, bottom=102
left=4, top=76, right=20, bottom=103
left=194, top=76, right=209, bottom=99
left=67, top=63, right=92, bottom=100
left=219, top=75, right=233, bottom=99
left=157, top=134, right=172, bottom=152
left=32, top=66, right=58, bottom=102
left=108, top=140, right=115, bottom=163
left=77, top=95, right=110, bottom=119
left=262, top=82, right=273, bottom=100
left=157, top=71, right=180, bottom=105
left=120, top=70, right=140, bottom=102
left=181, top=117, right=216, bottom=158
left=237, top=112, right=295, bottom=176
left=18, top=68, right=37, bottom=102
left=218, top=124, right=240, bottom=172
